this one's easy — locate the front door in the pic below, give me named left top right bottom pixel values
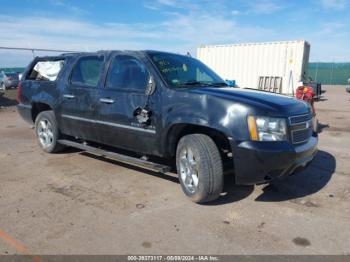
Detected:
left=95, top=54, right=159, bottom=155
left=59, top=55, right=104, bottom=142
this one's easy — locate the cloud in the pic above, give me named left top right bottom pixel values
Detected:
left=0, top=0, right=349, bottom=66
left=144, top=0, right=222, bottom=12
left=320, top=0, right=348, bottom=10
left=157, top=0, right=177, bottom=6
left=48, top=0, right=90, bottom=15
left=231, top=10, right=241, bottom=16
left=0, top=9, right=276, bottom=66
left=0, top=1, right=276, bottom=52
left=229, top=0, right=286, bottom=16
left=248, top=0, right=286, bottom=14
left=144, top=0, right=179, bottom=10
left=316, top=22, right=347, bottom=37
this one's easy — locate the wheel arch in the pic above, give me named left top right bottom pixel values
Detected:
left=165, top=123, right=233, bottom=159
left=31, top=102, right=53, bottom=122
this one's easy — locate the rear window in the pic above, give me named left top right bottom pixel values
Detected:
left=28, top=60, right=64, bottom=81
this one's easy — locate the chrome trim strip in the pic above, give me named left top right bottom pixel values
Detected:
left=290, top=120, right=312, bottom=132
left=63, top=94, right=75, bottom=99
left=292, top=137, right=311, bottom=144
left=99, top=98, right=115, bottom=104
left=61, top=114, right=156, bottom=134
left=289, top=114, right=312, bottom=125
left=291, top=128, right=312, bottom=144
left=290, top=120, right=311, bottom=127
left=289, top=113, right=313, bottom=144
left=292, top=126, right=310, bottom=132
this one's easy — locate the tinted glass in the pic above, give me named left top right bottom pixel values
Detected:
left=148, top=52, right=226, bottom=88
left=71, top=56, right=104, bottom=87
left=106, top=55, right=149, bottom=91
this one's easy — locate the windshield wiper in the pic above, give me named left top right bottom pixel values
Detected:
left=179, top=81, right=211, bottom=86
left=210, top=82, right=228, bottom=87
left=177, top=81, right=229, bottom=88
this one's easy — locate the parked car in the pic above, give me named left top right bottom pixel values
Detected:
left=17, top=51, right=318, bottom=203
left=0, top=71, right=20, bottom=90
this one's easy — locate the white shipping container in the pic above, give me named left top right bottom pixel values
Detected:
left=197, top=40, right=310, bottom=95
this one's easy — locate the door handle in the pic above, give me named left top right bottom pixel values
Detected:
left=63, top=94, right=75, bottom=99
left=99, top=98, right=115, bottom=104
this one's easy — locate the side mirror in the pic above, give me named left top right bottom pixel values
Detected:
left=226, top=79, right=236, bottom=87
left=145, top=75, right=156, bottom=96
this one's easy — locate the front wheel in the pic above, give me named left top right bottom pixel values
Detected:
left=35, top=110, right=65, bottom=153
left=176, top=134, right=223, bottom=203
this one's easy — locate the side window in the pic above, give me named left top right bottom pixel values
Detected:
left=106, top=55, right=149, bottom=91
left=71, top=56, right=104, bottom=87
left=196, top=68, right=212, bottom=82
left=27, top=60, right=65, bottom=81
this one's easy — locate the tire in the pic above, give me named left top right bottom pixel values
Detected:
left=176, top=134, right=223, bottom=203
left=35, top=110, right=65, bottom=153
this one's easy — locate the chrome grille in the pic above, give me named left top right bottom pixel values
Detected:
left=289, top=114, right=312, bottom=124
left=289, top=114, right=313, bottom=144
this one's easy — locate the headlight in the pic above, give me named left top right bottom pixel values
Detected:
left=247, top=116, right=287, bottom=141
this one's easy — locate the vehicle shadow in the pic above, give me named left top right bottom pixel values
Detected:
left=204, top=177, right=254, bottom=206
left=0, top=93, right=17, bottom=107
left=255, top=150, right=335, bottom=202
left=76, top=148, right=333, bottom=205
left=317, top=121, right=329, bottom=133
left=57, top=147, right=82, bottom=154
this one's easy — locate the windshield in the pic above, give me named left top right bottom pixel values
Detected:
left=148, top=52, right=227, bottom=88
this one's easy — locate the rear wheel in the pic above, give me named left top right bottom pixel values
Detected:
left=176, top=134, right=223, bottom=203
left=35, top=110, right=65, bottom=153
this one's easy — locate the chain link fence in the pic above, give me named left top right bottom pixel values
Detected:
left=0, top=47, right=76, bottom=74
left=308, top=62, right=350, bottom=85
left=1, top=48, right=350, bottom=86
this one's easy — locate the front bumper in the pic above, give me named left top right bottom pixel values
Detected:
left=232, top=136, right=318, bottom=185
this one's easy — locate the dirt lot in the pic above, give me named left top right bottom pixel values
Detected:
left=0, top=86, right=349, bottom=255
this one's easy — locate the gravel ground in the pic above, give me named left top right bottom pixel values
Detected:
left=0, top=86, right=349, bottom=255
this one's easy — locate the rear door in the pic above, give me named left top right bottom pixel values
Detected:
left=59, top=54, right=104, bottom=142
left=95, top=53, right=159, bottom=154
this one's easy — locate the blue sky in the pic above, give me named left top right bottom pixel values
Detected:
left=0, top=0, right=349, bottom=66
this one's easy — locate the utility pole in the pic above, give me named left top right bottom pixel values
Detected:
left=330, top=62, right=334, bottom=86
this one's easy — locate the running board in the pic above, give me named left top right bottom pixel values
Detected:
left=58, top=139, right=171, bottom=173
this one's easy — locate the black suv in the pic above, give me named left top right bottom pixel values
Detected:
left=17, top=50, right=318, bottom=203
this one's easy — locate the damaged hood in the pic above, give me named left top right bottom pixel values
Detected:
left=190, top=87, right=310, bottom=116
